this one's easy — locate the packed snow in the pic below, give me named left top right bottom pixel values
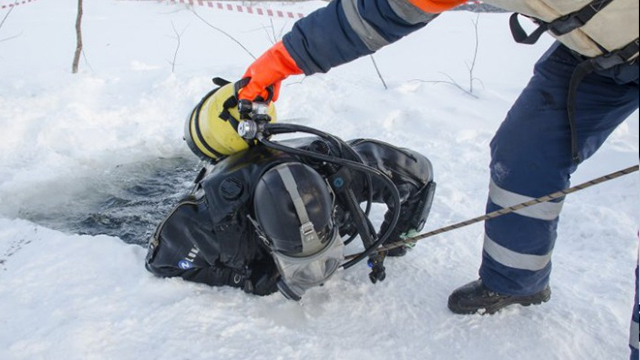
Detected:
left=0, top=1, right=638, bottom=359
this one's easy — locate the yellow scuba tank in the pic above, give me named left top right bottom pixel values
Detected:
left=184, top=81, right=277, bottom=162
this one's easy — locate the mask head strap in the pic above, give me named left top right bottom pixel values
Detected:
left=276, top=165, right=325, bottom=256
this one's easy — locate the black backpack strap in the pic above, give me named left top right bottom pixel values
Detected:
left=548, top=0, right=614, bottom=36
left=510, top=0, right=615, bottom=45
left=510, top=13, right=549, bottom=45
left=591, top=38, right=640, bottom=71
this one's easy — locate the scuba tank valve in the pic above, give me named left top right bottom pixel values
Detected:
left=237, top=101, right=273, bottom=140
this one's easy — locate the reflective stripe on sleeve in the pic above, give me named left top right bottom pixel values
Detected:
left=387, top=0, right=439, bottom=24
left=489, top=179, right=564, bottom=221
left=483, top=234, right=552, bottom=271
left=341, top=0, right=390, bottom=51
left=631, top=319, right=639, bottom=350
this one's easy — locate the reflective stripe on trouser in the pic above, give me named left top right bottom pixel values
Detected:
left=630, top=264, right=639, bottom=359
left=479, top=42, right=640, bottom=296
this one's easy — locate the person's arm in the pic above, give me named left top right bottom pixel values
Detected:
left=240, top=0, right=466, bottom=101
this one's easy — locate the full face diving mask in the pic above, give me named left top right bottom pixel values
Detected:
left=272, top=227, right=345, bottom=301
left=253, top=162, right=343, bottom=300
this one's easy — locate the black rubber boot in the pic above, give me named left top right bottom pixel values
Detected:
left=448, top=279, right=551, bottom=315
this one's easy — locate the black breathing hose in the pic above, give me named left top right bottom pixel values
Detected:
left=265, top=123, right=375, bottom=217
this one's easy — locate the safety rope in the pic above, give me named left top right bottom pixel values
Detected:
left=345, top=165, right=639, bottom=260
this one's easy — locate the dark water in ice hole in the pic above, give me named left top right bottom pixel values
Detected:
left=18, top=157, right=202, bottom=247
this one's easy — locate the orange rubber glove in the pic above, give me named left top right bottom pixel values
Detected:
left=239, top=41, right=303, bottom=103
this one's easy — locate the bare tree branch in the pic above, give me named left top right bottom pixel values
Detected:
left=260, top=21, right=276, bottom=45
left=410, top=73, right=479, bottom=99
left=0, top=6, right=15, bottom=31
left=276, top=21, right=287, bottom=42
left=409, top=14, right=483, bottom=98
left=0, top=33, right=20, bottom=44
left=72, top=0, right=84, bottom=74
left=191, top=8, right=256, bottom=60
left=81, top=48, right=94, bottom=73
left=268, top=18, right=276, bottom=44
left=168, top=21, right=188, bottom=73
left=467, top=14, right=481, bottom=94
left=286, top=76, right=309, bottom=86
left=370, top=55, right=388, bottom=90
left=0, top=6, right=21, bottom=44
left=260, top=19, right=289, bottom=45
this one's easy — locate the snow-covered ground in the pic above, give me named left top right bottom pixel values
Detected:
left=0, top=1, right=638, bottom=359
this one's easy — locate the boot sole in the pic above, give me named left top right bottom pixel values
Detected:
left=449, top=286, right=551, bottom=315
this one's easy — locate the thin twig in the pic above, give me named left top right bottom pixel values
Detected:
left=81, top=48, right=94, bottom=73
left=286, top=76, right=309, bottom=86
left=0, top=33, right=20, bottom=44
left=410, top=74, right=479, bottom=99
left=277, top=22, right=287, bottom=41
left=169, top=21, right=187, bottom=73
left=410, top=14, right=483, bottom=97
left=269, top=18, right=276, bottom=44
left=467, top=14, right=480, bottom=94
left=0, top=6, right=15, bottom=31
left=262, top=19, right=288, bottom=44
left=260, top=21, right=276, bottom=45
left=0, top=6, right=18, bottom=43
left=192, top=9, right=256, bottom=60
left=370, top=55, right=388, bottom=90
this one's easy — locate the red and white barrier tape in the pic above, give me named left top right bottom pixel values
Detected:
left=182, top=0, right=305, bottom=19
left=119, top=0, right=488, bottom=19
left=1, top=0, right=37, bottom=10
left=163, top=0, right=305, bottom=19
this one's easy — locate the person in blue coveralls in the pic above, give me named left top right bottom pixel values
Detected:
left=234, top=0, right=639, bottom=356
